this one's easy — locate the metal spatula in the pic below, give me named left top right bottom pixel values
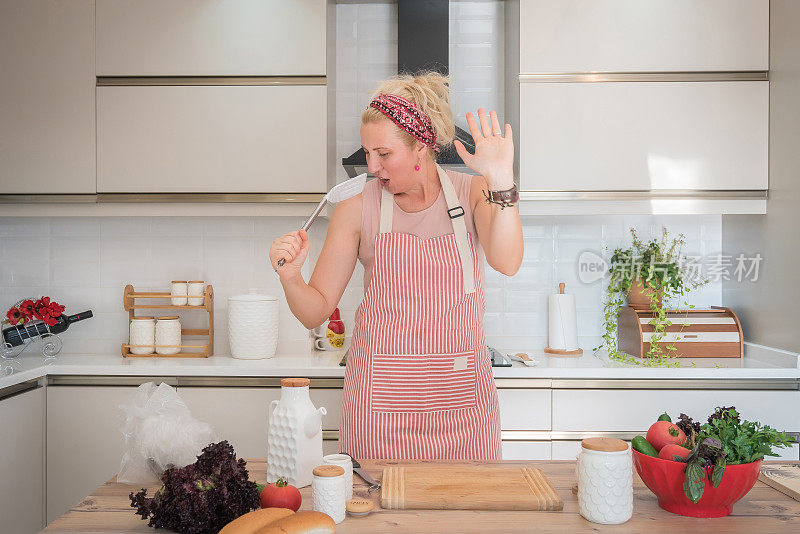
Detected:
left=277, top=173, right=368, bottom=268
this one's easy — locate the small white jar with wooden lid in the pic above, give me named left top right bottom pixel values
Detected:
left=312, top=464, right=346, bottom=524
left=155, top=316, right=181, bottom=355
left=577, top=437, right=633, bottom=525
left=322, top=453, right=353, bottom=499
left=129, top=316, right=155, bottom=355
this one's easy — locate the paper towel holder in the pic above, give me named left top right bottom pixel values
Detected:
left=544, top=282, right=584, bottom=357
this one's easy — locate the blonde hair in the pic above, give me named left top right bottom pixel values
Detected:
left=361, top=71, right=455, bottom=160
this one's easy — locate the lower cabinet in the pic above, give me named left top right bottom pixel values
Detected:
left=46, top=385, right=139, bottom=524
left=0, top=386, right=44, bottom=533
left=501, top=441, right=551, bottom=461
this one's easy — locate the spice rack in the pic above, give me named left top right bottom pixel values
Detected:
left=121, top=284, right=214, bottom=358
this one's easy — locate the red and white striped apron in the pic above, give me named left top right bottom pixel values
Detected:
left=339, top=164, right=501, bottom=460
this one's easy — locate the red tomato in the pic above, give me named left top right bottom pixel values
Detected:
left=658, top=443, right=691, bottom=462
left=646, top=421, right=686, bottom=451
left=260, top=478, right=301, bottom=511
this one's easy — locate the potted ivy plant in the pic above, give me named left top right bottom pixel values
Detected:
left=594, top=227, right=708, bottom=367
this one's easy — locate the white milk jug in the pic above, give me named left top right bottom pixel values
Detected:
left=267, top=377, right=327, bottom=488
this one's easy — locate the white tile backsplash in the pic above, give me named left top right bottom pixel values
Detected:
left=0, top=214, right=723, bottom=356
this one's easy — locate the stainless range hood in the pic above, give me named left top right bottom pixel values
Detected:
left=341, top=0, right=475, bottom=178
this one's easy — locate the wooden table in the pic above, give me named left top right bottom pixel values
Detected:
left=43, top=460, right=800, bottom=533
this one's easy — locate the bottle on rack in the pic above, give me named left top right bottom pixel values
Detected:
left=1, top=311, right=93, bottom=348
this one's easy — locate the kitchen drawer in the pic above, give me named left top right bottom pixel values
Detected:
left=501, top=441, right=551, bottom=461
left=0, top=0, right=95, bottom=194
left=97, top=85, right=327, bottom=193
left=519, top=81, right=768, bottom=191
left=519, top=0, right=768, bottom=72
left=552, top=390, right=800, bottom=433
left=177, top=387, right=279, bottom=459
left=497, top=389, right=551, bottom=430
left=97, top=0, right=326, bottom=76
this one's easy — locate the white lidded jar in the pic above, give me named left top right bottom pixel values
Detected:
left=312, top=464, right=346, bottom=524
left=267, top=378, right=327, bottom=488
left=322, top=453, right=353, bottom=500
left=155, top=316, right=181, bottom=355
left=129, top=316, right=155, bottom=355
left=228, top=289, right=279, bottom=359
left=577, top=437, right=633, bottom=525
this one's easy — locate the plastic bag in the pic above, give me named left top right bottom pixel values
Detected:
left=117, top=381, right=218, bottom=484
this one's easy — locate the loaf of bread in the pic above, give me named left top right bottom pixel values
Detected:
left=254, top=511, right=336, bottom=534
left=218, top=508, right=295, bottom=534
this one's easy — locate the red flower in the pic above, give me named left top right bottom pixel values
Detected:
left=47, top=300, right=65, bottom=317
left=18, top=299, right=36, bottom=320
left=6, top=307, right=22, bottom=326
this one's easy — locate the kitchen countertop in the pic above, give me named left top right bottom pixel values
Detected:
left=2, top=342, right=799, bottom=393
left=43, top=458, right=800, bottom=533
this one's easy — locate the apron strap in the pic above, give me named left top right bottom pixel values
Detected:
left=378, top=165, right=475, bottom=294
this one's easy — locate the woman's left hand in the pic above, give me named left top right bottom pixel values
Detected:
left=454, top=109, right=514, bottom=190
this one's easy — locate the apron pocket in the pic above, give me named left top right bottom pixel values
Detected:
left=370, top=350, right=478, bottom=412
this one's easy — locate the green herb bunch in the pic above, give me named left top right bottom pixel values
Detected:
left=676, top=407, right=794, bottom=503
left=594, top=227, right=708, bottom=367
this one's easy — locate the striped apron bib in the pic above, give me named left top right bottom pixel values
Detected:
left=339, top=164, right=501, bottom=460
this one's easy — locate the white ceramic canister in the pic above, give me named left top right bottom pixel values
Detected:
left=312, top=464, right=346, bottom=524
left=129, top=316, right=155, bottom=355
left=170, top=280, right=188, bottom=306
left=323, top=453, right=353, bottom=500
left=155, top=316, right=182, bottom=355
left=187, top=281, right=205, bottom=306
left=267, top=378, right=327, bottom=488
left=576, top=437, right=633, bottom=525
left=228, top=289, right=279, bottom=359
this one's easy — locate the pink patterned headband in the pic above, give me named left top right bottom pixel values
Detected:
left=368, top=93, right=440, bottom=152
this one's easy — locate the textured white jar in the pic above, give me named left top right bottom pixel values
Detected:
left=577, top=438, right=633, bottom=525
left=312, top=464, right=346, bottom=524
left=267, top=378, right=326, bottom=488
left=155, top=316, right=181, bottom=355
left=228, top=289, right=278, bottom=359
left=170, top=280, right=187, bottom=306
left=187, top=280, right=204, bottom=306
left=323, top=453, right=353, bottom=500
left=129, top=316, right=155, bottom=355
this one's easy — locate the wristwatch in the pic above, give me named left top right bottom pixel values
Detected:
left=483, top=184, right=519, bottom=209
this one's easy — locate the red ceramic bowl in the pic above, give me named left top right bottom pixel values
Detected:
left=633, top=449, right=762, bottom=518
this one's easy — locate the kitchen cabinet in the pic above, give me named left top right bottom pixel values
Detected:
left=0, top=386, right=45, bottom=533
left=178, top=387, right=342, bottom=459
left=519, top=0, right=768, bottom=73
left=501, top=441, right=551, bottom=461
left=96, top=85, right=327, bottom=193
left=497, top=388, right=551, bottom=430
left=96, top=0, right=326, bottom=76
left=46, top=386, right=139, bottom=524
left=519, top=81, right=768, bottom=191
left=0, top=0, right=95, bottom=194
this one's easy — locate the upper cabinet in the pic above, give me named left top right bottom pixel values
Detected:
left=519, top=81, right=768, bottom=192
left=0, top=0, right=95, bottom=194
left=97, top=85, right=327, bottom=193
left=96, top=0, right=326, bottom=76
left=519, top=0, right=768, bottom=73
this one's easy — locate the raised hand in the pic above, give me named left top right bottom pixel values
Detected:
left=454, top=108, right=514, bottom=190
left=269, top=230, right=309, bottom=281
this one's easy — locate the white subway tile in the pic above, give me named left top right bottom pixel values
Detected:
left=50, top=260, right=100, bottom=288
left=100, top=218, right=150, bottom=236
left=51, top=237, right=99, bottom=264
left=50, top=217, right=100, bottom=237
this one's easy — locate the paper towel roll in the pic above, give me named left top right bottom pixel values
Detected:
left=548, top=290, right=579, bottom=351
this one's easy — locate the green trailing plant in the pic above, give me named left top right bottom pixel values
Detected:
left=594, top=227, right=708, bottom=367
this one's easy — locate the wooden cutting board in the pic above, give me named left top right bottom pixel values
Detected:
left=380, top=464, right=563, bottom=511
left=759, top=464, right=800, bottom=501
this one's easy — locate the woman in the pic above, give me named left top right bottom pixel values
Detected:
left=269, top=72, right=523, bottom=460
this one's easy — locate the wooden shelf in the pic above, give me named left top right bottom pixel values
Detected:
left=122, top=284, right=214, bottom=358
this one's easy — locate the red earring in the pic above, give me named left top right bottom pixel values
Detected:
left=414, top=158, right=420, bottom=171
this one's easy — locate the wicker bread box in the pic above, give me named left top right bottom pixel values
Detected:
left=618, top=305, right=743, bottom=359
